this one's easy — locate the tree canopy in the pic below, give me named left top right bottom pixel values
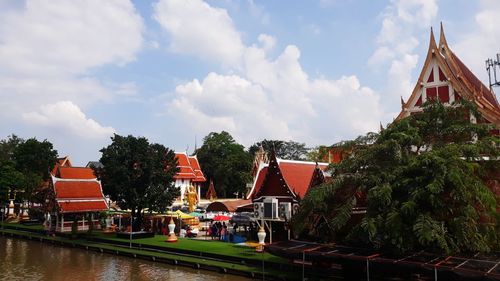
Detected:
left=248, top=139, right=309, bottom=160
left=294, top=101, right=500, bottom=255
left=196, top=131, right=252, bottom=198
left=95, top=134, right=180, bottom=227
left=3, top=137, right=58, bottom=205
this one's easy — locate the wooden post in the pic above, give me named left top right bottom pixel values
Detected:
left=61, top=214, right=64, bottom=232
left=82, top=214, right=85, bottom=231
left=56, top=214, right=59, bottom=232
left=91, top=213, right=94, bottom=229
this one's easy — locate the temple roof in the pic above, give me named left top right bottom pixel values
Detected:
left=52, top=176, right=108, bottom=214
left=173, top=152, right=206, bottom=182
left=57, top=167, right=96, bottom=179
left=397, top=24, right=500, bottom=125
left=248, top=155, right=329, bottom=201
left=51, top=156, right=72, bottom=175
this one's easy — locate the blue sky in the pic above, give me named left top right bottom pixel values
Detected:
left=0, top=0, right=498, bottom=165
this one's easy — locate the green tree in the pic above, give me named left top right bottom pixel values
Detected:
left=0, top=135, right=24, bottom=162
left=249, top=139, right=309, bottom=160
left=197, top=131, right=252, bottom=198
left=0, top=160, right=25, bottom=204
left=294, top=101, right=499, bottom=255
left=95, top=134, right=180, bottom=230
left=12, top=138, right=58, bottom=205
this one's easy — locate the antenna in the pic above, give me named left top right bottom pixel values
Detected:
left=485, top=53, right=500, bottom=90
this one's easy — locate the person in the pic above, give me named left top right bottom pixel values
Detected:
left=220, top=225, right=227, bottom=241
left=210, top=223, right=216, bottom=240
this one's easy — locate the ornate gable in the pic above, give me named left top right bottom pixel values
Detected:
left=397, top=24, right=500, bottom=129
left=254, top=153, right=297, bottom=201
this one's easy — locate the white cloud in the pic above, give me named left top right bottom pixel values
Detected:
left=164, top=0, right=384, bottom=146
left=369, top=0, right=438, bottom=110
left=0, top=0, right=144, bottom=76
left=0, top=0, right=144, bottom=148
left=257, top=34, right=276, bottom=52
left=454, top=0, right=500, bottom=85
left=23, top=101, right=115, bottom=139
left=153, top=0, right=245, bottom=66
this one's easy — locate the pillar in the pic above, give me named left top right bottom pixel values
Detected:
left=61, top=214, right=64, bottom=232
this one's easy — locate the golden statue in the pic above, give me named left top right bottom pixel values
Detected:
left=186, top=185, right=198, bottom=213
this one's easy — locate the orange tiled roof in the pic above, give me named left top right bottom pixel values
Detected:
left=249, top=158, right=328, bottom=200
left=58, top=167, right=96, bottom=179
left=52, top=174, right=108, bottom=213
left=279, top=160, right=328, bottom=199
left=247, top=166, right=268, bottom=199
left=189, top=156, right=206, bottom=182
left=173, top=153, right=206, bottom=182
left=54, top=181, right=104, bottom=199
left=57, top=200, right=108, bottom=213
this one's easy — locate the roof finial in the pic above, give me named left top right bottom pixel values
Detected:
left=401, top=96, right=405, bottom=108
left=428, top=26, right=437, bottom=52
left=379, top=122, right=384, bottom=132
left=438, top=21, right=448, bottom=49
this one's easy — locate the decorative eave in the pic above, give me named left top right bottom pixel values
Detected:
left=253, top=152, right=298, bottom=201
left=396, top=24, right=500, bottom=126
left=396, top=27, right=438, bottom=121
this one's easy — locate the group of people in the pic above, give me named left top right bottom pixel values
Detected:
left=208, top=221, right=230, bottom=241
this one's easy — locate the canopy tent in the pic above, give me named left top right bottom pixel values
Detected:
left=188, top=212, right=203, bottom=217
left=213, top=215, right=231, bottom=221
left=205, top=199, right=252, bottom=213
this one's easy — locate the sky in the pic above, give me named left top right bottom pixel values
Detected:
left=0, top=0, right=499, bottom=165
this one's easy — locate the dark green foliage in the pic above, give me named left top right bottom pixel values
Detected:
left=294, top=101, right=499, bottom=254
left=0, top=136, right=58, bottom=205
left=249, top=139, right=309, bottom=160
left=95, top=134, right=180, bottom=229
left=196, top=131, right=252, bottom=198
left=0, top=160, right=24, bottom=203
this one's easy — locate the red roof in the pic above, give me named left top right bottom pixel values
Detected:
left=279, top=160, right=328, bottom=199
left=57, top=200, right=108, bottom=213
left=51, top=156, right=72, bottom=175
left=249, top=158, right=328, bottom=200
left=58, top=167, right=96, bottom=179
left=173, top=153, right=206, bottom=182
left=189, top=156, right=206, bottom=182
left=54, top=181, right=104, bottom=199
left=52, top=175, right=108, bottom=213
left=450, top=52, right=500, bottom=110
left=247, top=166, right=268, bottom=199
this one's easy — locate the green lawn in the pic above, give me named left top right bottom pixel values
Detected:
left=92, top=231, right=286, bottom=263
left=0, top=222, right=287, bottom=263
left=0, top=222, right=45, bottom=230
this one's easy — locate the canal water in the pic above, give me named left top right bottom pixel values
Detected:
left=0, top=236, right=252, bottom=281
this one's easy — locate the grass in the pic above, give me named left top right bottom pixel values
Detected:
left=0, top=222, right=287, bottom=263
left=91, top=231, right=286, bottom=263
left=1, top=222, right=45, bottom=230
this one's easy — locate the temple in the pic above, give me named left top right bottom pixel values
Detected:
left=397, top=24, right=500, bottom=134
left=247, top=152, right=329, bottom=242
left=173, top=152, right=206, bottom=201
left=46, top=156, right=108, bottom=232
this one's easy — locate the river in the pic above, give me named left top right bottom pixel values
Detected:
left=0, top=236, right=252, bottom=281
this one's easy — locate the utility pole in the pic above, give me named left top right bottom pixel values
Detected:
left=485, top=53, right=500, bottom=90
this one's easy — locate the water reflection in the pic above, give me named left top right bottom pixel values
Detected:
left=0, top=237, right=251, bottom=281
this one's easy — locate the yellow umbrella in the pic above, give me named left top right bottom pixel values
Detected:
left=165, top=210, right=194, bottom=219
